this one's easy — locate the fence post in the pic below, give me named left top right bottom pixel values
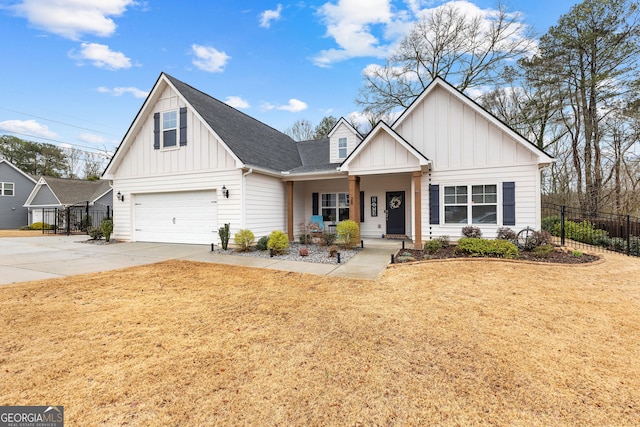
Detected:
left=560, top=205, right=565, bottom=246
left=627, top=215, right=631, bottom=257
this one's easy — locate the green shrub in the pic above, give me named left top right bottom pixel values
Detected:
left=299, top=233, right=312, bottom=244
left=396, top=251, right=417, bottom=263
left=234, top=229, right=255, bottom=252
left=552, top=220, right=608, bottom=245
left=455, top=237, right=518, bottom=259
left=438, top=235, right=450, bottom=248
left=267, top=230, right=289, bottom=255
left=496, top=227, right=517, bottom=242
left=630, top=236, right=640, bottom=256
left=80, top=215, right=93, bottom=232
left=462, top=226, right=482, bottom=238
left=423, top=239, right=442, bottom=254
left=101, top=219, right=113, bottom=242
left=87, top=226, right=103, bottom=240
left=572, top=250, right=583, bottom=257
left=532, top=243, right=554, bottom=257
left=256, top=236, right=269, bottom=251
left=542, top=215, right=561, bottom=234
left=30, top=222, right=55, bottom=230
left=218, top=223, right=230, bottom=250
left=609, top=237, right=627, bottom=253
left=336, top=219, right=359, bottom=249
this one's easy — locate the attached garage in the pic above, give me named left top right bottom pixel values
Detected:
left=133, top=190, right=217, bottom=244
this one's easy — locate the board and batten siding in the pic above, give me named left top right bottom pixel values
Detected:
left=112, top=170, right=242, bottom=243
left=115, top=86, right=237, bottom=179
left=244, top=173, right=286, bottom=238
left=346, top=132, right=420, bottom=174
left=329, top=122, right=360, bottom=164
left=358, top=174, right=411, bottom=239
left=421, top=164, right=542, bottom=241
left=394, top=85, right=539, bottom=170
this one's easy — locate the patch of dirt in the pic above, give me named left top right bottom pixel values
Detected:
left=396, top=245, right=600, bottom=264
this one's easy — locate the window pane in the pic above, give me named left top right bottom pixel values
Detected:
left=5, top=183, right=14, bottom=196
left=339, top=207, right=349, bottom=221
left=472, top=205, right=497, bottom=224
left=485, top=194, right=497, bottom=203
left=322, top=194, right=335, bottom=207
left=444, top=187, right=455, bottom=196
left=322, top=208, right=334, bottom=222
left=163, top=111, right=177, bottom=129
left=163, top=129, right=177, bottom=147
left=338, top=193, right=349, bottom=207
left=445, top=206, right=467, bottom=224
left=444, top=195, right=456, bottom=204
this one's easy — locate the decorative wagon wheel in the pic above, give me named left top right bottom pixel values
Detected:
left=516, top=227, right=535, bottom=250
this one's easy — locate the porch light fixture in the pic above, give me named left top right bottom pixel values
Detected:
left=222, top=185, right=229, bottom=199
left=116, top=191, right=124, bottom=202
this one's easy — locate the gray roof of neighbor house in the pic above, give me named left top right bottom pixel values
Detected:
left=165, top=74, right=303, bottom=173
left=41, top=177, right=111, bottom=206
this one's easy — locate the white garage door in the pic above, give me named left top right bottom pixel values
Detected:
left=134, top=190, right=217, bottom=244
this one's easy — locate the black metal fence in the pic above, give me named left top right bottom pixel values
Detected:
left=39, top=205, right=112, bottom=235
left=542, top=203, right=640, bottom=257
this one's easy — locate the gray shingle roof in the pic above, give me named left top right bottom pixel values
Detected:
left=43, top=177, right=111, bottom=206
left=165, top=74, right=302, bottom=173
left=286, top=138, right=342, bottom=174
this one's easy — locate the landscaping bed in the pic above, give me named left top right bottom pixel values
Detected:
left=395, top=243, right=599, bottom=264
left=217, top=242, right=360, bottom=264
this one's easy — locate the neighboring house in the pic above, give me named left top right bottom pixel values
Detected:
left=24, top=177, right=113, bottom=227
left=102, top=72, right=553, bottom=247
left=0, top=159, right=37, bottom=229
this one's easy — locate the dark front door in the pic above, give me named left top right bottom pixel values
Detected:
left=386, top=191, right=406, bottom=235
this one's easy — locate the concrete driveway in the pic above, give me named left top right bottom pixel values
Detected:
left=0, top=235, right=212, bottom=285
left=0, top=235, right=399, bottom=285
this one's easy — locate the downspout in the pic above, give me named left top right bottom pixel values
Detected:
left=241, top=168, right=253, bottom=228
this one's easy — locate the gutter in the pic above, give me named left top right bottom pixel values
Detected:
left=241, top=168, right=253, bottom=228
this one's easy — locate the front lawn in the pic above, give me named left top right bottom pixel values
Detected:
left=1, top=254, right=639, bottom=425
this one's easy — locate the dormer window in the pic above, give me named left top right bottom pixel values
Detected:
left=338, top=137, right=347, bottom=159
left=162, top=110, right=178, bottom=148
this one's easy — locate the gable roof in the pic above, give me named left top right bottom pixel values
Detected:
left=283, top=138, right=343, bottom=175
left=327, top=117, right=363, bottom=140
left=392, top=77, right=554, bottom=164
left=340, top=121, right=430, bottom=172
left=103, top=73, right=302, bottom=177
left=0, top=159, right=38, bottom=184
left=25, top=177, right=112, bottom=207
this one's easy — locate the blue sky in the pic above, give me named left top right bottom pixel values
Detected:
left=0, top=0, right=577, bottom=162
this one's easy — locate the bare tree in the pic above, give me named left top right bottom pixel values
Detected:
left=284, top=119, right=314, bottom=141
left=356, top=1, right=536, bottom=114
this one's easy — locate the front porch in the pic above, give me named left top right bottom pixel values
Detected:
left=285, top=171, right=425, bottom=249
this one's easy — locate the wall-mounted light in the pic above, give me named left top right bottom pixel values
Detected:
left=116, top=191, right=124, bottom=202
left=222, top=185, right=229, bottom=199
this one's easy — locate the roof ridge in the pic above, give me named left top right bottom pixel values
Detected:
left=163, top=72, right=293, bottom=140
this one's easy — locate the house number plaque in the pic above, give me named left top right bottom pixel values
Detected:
left=371, top=196, right=378, bottom=217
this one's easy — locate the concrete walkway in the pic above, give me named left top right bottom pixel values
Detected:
left=0, top=235, right=405, bottom=285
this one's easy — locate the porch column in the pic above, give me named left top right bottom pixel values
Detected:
left=348, top=175, right=361, bottom=227
left=413, top=171, right=423, bottom=249
left=286, top=181, right=294, bottom=241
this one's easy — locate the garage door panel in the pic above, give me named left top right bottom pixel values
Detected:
left=134, top=191, right=217, bottom=245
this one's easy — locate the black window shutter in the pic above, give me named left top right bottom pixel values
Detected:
left=312, top=193, right=319, bottom=216
left=429, top=184, right=439, bottom=225
left=153, top=112, right=160, bottom=150
left=360, top=191, right=364, bottom=222
left=503, top=182, right=516, bottom=226
left=179, top=107, right=187, bottom=146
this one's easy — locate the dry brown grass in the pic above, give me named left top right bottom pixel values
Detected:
left=1, top=253, right=639, bottom=426
left=0, top=229, right=50, bottom=237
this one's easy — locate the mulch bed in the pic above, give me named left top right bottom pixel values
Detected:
left=396, top=245, right=600, bottom=264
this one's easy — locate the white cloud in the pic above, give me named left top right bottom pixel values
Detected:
left=71, top=43, right=131, bottom=70
left=11, top=0, right=136, bottom=40
left=260, top=4, right=283, bottom=29
left=224, top=96, right=250, bottom=109
left=191, top=44, right=230, bottom=73
left=313, top=0, right=395, bottom=67
left=277, top=99, right=307, bottom=112
left=260, top=99, right=307, bottom=112
left=0, top=119, right=57, bottom=138
left=98, top=86, right=148, bottom=98
left=78, top=133, right=107, bottom=144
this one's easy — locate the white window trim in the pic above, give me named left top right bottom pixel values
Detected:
left=442, top=184, right=498, bottom=225
left=321, top=192, right=350, bottom=223
left=0, top=182, right=15, bottom=196
left=338, top=137, right=347, bottom=159
left=161, top=110, right=178, bottom=149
